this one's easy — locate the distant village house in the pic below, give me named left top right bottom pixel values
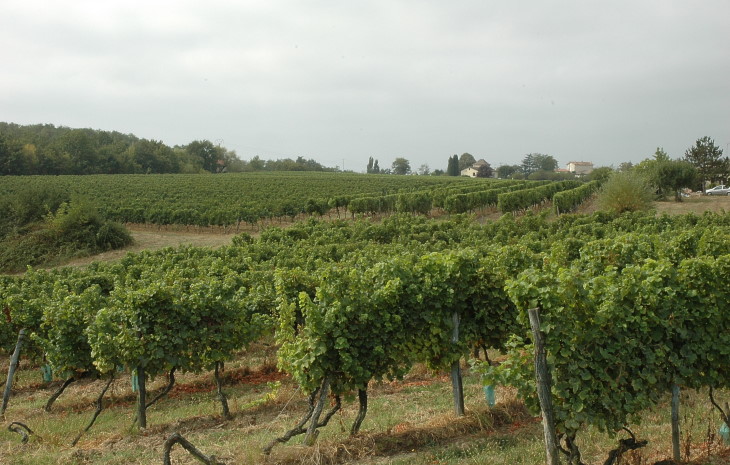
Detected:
left=566, top=161, right=593, bottom=175
left=461, top=159, right=490, bottom=177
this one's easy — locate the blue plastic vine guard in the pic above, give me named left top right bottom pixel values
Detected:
left=131, top=370, right=139, bottom=393
left=720, top=422, right=730, bottom=445
left=41, top=364, right=52, bottom=383
left=483, top=384, right=496, bottom=407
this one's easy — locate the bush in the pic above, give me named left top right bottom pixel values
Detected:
left=50, top=200, right=104, bottom=247
left=0, top=196, right=133, bottom=272
left=95, top=222, right=133, bottom=250
left=9, top=186, right=69, bottom=226
left=596, top=171, right=655, bottom=214
left=0, top=186, right=69, bottom=240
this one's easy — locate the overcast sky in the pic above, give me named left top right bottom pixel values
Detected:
left=1, top=1, right=728, bottom=172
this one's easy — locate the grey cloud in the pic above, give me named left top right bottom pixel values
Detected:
left=1, top=0, right=728, bottom=170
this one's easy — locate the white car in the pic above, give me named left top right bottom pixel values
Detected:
left=706, top=185, right=730, bottom=195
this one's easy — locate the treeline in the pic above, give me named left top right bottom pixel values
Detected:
left=0, top=123, right=335, bottom=175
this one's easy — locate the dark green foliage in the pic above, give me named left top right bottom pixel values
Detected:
left=497, top=181, right=581, bottom=214
left=458, top=153, right=476, bottom=171
left=0, top=196, right=132, bottom=272
left=447, top=154, right=460, bottom=176
left=95, top=222, right=133, bottom=250
left=636, top=156, right=697, bottom=201
left=475, top=163, right=493, bottom=178
left=684, top=136, right=728, bottom=190
left=0, top=186, right=69, bottom=238
left=521, top=153, right=558, bottom=175
left=0, top=123, right=339, bottom=175
left=0, top=133, right=23, bottom=175
left=654, top=160, right=697, bottom=200
left=496, top=164, right=521, bottom=179
left=391, top=157, right=411, bottom=175
left=553, top=181, right=600, bottom=214
left=586, top=166, right=613, bottom=183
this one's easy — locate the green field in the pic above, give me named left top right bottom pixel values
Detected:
left=0, top=173, right=587, bottom=228
left=0, top=172, right=469, bottom=226
left=2, top=183, right=730, bottom=464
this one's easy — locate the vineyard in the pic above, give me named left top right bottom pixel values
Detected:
left=0, top=173, right=596, bottom=230
left=1, top=173, right=730, bottom=464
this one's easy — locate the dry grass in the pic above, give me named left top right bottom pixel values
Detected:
left=0, top=351, right=544, bottom=462
left=653, top=195, right=730, bottom=216
left=266, top=401, right=535, bottom=465
left=62, top=227, right=238, bottom=268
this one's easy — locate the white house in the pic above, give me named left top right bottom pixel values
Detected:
left=566, top=161, right=594, bottom=175
left=461, top=159, right=490, bottom=177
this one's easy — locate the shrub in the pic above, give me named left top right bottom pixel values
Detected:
left=0, top=196, right=132, bottom=272
left=50, top=200, right=104, bottom=248
left=9, top=186, right=69, bottom=226
left=95, top=222, right=133, bottom=250
left=596, top=171, right=655, bottom=213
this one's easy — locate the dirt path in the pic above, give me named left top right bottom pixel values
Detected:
left=64, top=227, right=238, bottom=268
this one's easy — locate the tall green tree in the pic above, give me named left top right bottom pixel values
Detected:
left=475, top=162, right=493, bottom=178
left=391, top=157, right=411, bottom=175
left=458, top=153, right=476, bottom=171
left=655, top=160, right=697, bottom=201
left=521, top=153, right=557, bottom=175
left=0, top=134, right=23, bottom=175
left=636, top=148, right=697, bottom=201
left=586, top=166, right=614, bottom=183
left=447, top=154, right=460, bottom=176
left=618, top=161, right=634, bottom=172
left=366, top=157, right=374, bottom=173
left=131, top=140, right=180, bottom=174
left=496, top=165, right=521, bottom=179
left=684, top=136, right=728, bottom=191
left=654, top=147, right=670, bottom=162
left=248, top=155, right=265, bottom=171
left=59, top=130, right=98, bottom=175
left=186, top=140, right=223, bottom=173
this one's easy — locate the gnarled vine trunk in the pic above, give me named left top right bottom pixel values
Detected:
left=1, top=329, right=25, bottom=417
left=351, top=387, right=368, bottom=435
left=71, top=375, right=114, bottom=446
left=46, top=372, right=91, bottom=412
left=214, top=362, right=231, bottom=420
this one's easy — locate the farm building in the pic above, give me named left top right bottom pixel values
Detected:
left=461, top=159, right=491, bottom=177
left=566, top=161, right=593, bottom=175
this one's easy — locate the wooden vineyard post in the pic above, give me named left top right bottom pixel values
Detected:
left=671, top=384, right=680, bottom=462
left=528, top=308, right=561, bottom=465
left=450, top=311, right=465, bottom=416
left=137, top=366, right=147, bottom=429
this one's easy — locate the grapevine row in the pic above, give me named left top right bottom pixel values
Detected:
left=3, top=210, right=730, bottom=458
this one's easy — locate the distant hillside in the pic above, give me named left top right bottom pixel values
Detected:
left=0, top=122, right=335, bottom=175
